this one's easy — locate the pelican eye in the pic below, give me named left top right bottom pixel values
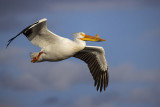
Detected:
left=80, top=33, right=85, bottom=36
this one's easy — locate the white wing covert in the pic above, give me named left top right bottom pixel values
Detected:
left=7, top=18, right=60, bottom=48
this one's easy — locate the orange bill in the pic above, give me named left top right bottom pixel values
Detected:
left=80, top=33, right=106, bottom=42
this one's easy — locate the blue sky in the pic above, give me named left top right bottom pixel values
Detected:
left=0, top=0, right=160, bottom=107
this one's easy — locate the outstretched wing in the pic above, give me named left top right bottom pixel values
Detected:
left=7, top=18, right=61, bottom=48
left=73, top=46, right=109, bottom=92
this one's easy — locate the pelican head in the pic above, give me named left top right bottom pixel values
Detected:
left=72, top=32, right=106, bottom=42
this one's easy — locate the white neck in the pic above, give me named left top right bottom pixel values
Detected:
left=74, top=38, right=86, bottom=50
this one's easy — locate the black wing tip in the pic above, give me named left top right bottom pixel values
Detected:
left=95, top=83, right=108, bottom=92
left=6, top=38, right=14, bottom=48
left=6, top=18, right=47, bottom=48
left=94, top=69, right=109, bottom=92
left=6, top=32, right=23, bottom=48
left=6, top=23, right=31, bottom=48
left=95, top=82, right=108, bottom=92
left=73, top=48, right=109, bottom=92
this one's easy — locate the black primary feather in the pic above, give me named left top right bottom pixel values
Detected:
left=6, top=21, right=39, bottom=48
left=73, top=47, right=109, bottom=92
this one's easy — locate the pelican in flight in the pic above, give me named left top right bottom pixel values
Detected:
left=7, top=18, right=108, bottom=92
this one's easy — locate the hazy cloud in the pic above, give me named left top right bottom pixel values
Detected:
left=110, top=63, right=160, bottom=83
left=0, top=48, right=160, bottom=92
left=74, top=83, right=160, bottom=107
left=49, top=0, right=160, bottom=12
left=1, top=0, right=159, bottom=14
left=74, top=95, right=114, bottom=107
left=1, top=0, right=160, bottom=32
left=0, top=47, right=92, bottom=91
left=0, top=47, right=27, bottom=65
left=0, top=99, right=20, bottom=107
left=130, top=86, right=160, bottom=104
left=141, top=28, right=160, bottom=42
left=0, top=47, right=160, bottom=107
left=0, top=61, right=92, bottom=91
left=43, top=96, right=59, bottom=105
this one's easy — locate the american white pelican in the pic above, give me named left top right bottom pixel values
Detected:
left=7, top=18, right=108, bottom=92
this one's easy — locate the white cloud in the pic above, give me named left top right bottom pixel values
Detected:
left=0, top=47, right=27, bottom=65
left=0, top=47, right=92, bottom=91
left=1, top=47, right=160, bottom=107
left=130, top=87, right=160, bottom=104
left=74, top=96, right=113, bottom=107
left=73, top=85, right=160, bottom=107
left=0, top=60, right=92, bottom=91
left=1, top=47, right=160, bottom=94
left=109, top=63, right=160, bottom=83
left=0, top=99, right=20, bottom=107
left=1, top=49, right=160, bottom=92
left=141, top=28, right=160, bottom=42
left=49, top=0, right=160, bottom=12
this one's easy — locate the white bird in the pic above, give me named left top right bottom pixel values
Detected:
left=7, top=18, right=109, bottom=92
